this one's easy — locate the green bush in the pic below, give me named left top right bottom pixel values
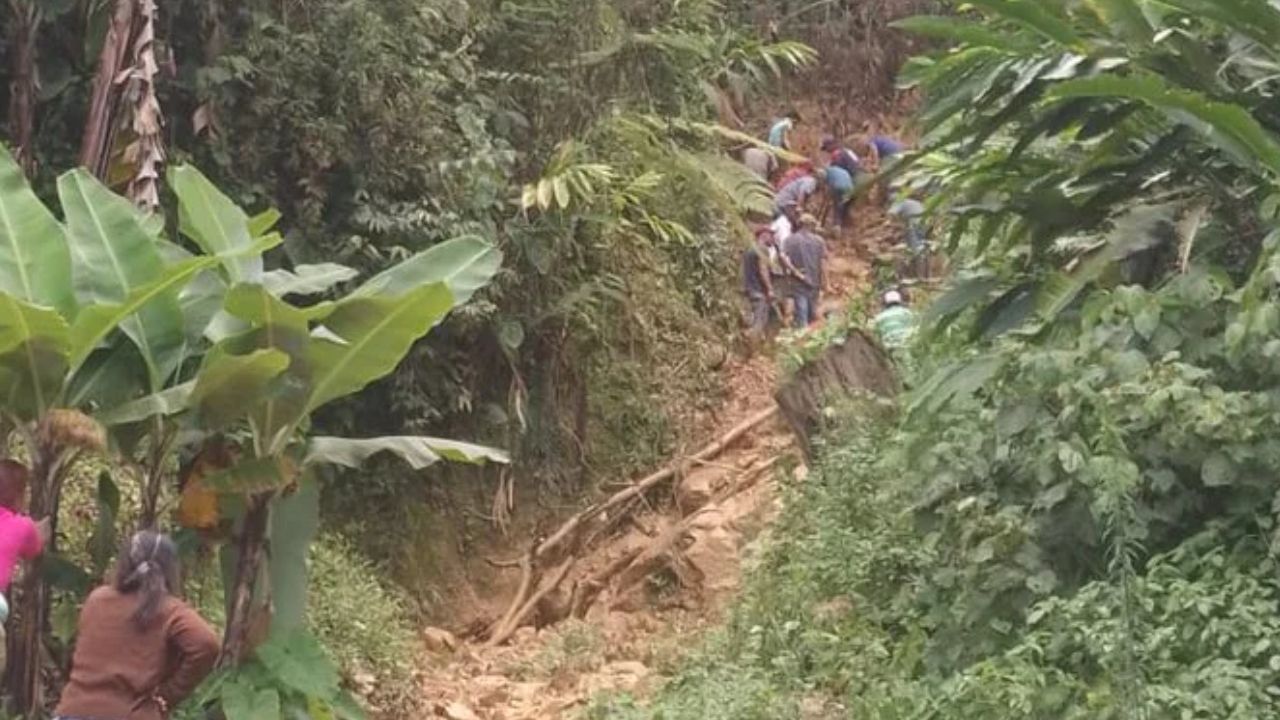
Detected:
left=307, top=533, right=421, bottom=718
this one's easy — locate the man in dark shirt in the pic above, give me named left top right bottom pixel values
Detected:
left=742, top=228, right=776, bottom=337
left=821, top=135, right=860, bottom=176
left=784, top=214, right=827, bottom=329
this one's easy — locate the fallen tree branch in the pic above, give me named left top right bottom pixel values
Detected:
left=484, top=545, right=534, bottom=641
left=571, top=547, right=644, bottom=618
left=534, top=405, right=779, bottom=561
left=484, top=405, right=780, bottom=645
left=484, top=558, right=573, bottom=648
left=604, top=456, right=783, bottom=610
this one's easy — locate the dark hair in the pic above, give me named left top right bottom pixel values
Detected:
left=113, top=531, right=180, bottom=629
left=0, top=460, right=30, bottom=511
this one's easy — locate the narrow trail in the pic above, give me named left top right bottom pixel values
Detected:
left=415, top=111, right=910, bottom=720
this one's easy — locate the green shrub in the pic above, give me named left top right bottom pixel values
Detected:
left=307, top=533, right=421, bottom=718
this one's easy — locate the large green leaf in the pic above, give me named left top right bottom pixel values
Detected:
left=1035, top=203, right=1177, bottom=320
left=221, top=679, right=281, bottom=720
left=66, top=256, right=218, bottom=376
left=0, top=294, right=71, bottom=418
left=66, top=233, right=280, bottom=377
left=352, top=235, right=501, bottom=305
left=65, top=340, right=150, bottom=412
left=204, top=456, right=297, bottom=493
left=59, top=169, right=185, bottom=387
left=1156, top=0, right=1280, bottom=53
left=967, top=0, right=1083, bottom=48
left=906, top=355, right=1005, bottom=417
left=263, top=263, right=358, bottom=297
left=268, top=480, right=319, bottom=633
left=305, top=283, right=454, bottom=412
left=96, top=380, right=193, bottom=426
left=304, top=435, right=509, bottom=470
left=0, top=146, right=74, bottom=316
left=1050, top=74, right=1280, bottom=176
left=1083, top=0, right=1153, bottom=43
left=217, top=284, right=320, bottom=448
left=254, top=628, right=340, bottom=699
left=190, top=348, right=290, bottom=429
left=891, top=15, right=1037, bottom=51
left=922, top=272, right=1002, bottom=328
left=169, top=165, right=264, bottom=282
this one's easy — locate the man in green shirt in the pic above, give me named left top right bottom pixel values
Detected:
left=874, top=290, right=915, bottom=349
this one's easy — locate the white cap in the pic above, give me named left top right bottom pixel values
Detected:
left=883, top=290, right=903, bottom=305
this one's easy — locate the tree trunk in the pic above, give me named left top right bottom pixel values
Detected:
left=79, top=0, right=137, bottom=177
left=6, top=0, right=40, bottom=176
left=6, top=442, right=66, bottom=717
left=124, top=0, right=164, bottom=210
left=774, top=329, right=899, bottom=460
left=219, top=495, right=271, bottom=668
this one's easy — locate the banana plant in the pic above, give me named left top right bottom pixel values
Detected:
left=102, top=182, right=507, bottom=670
left=0, top=145, right=278, bottom=715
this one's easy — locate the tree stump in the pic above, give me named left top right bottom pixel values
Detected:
left=774, top=329, right=898, bottom=459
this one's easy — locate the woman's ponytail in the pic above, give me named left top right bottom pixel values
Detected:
left=113, top=531, right=180, bottom=629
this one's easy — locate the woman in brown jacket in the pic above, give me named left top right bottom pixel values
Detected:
left=55, top=531, right=220, bottom=720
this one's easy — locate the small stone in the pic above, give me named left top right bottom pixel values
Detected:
left=443, top=702, right=481, bottom=720
left=606, top=660, right=649, bottom=677
left=676, top=466, right=723, bottom=512
left=423, top=627, right=459, bottom=654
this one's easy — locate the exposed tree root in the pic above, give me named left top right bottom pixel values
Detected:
left=533, top=406, right=779, bottom=562
left=484, top=559, right=573, bottom=647
left=480, top=406, right=780, bottom=645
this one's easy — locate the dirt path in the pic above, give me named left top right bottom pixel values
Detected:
left=415, top=112, right=909, bottom=720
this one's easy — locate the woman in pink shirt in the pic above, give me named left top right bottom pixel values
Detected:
left=0, top=460, right=49, bottom=670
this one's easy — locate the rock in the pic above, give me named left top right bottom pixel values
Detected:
left=684, top=521, right=742, bottom=600
left=423, top=626, right=458, bottom=654
left=442, top=702, right=481, bottom=720
left=512, top=626, right=538, bottom=645
left=606, top=660, right=650, bottom=678
left=676, top=466, right=723, bottom=512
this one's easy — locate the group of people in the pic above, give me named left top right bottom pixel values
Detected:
left=740, top=110, right=919, bottom=351
left=0, top=460, right=219, bottom=720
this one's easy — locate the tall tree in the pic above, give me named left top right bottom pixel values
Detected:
left=5, top=0, right=40, bottom=176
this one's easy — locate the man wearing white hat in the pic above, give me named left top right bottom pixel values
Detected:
left=874, top=289, right=915, bottom=349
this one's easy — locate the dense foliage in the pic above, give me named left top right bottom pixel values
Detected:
left=595, top=0, right=1280, bottom=717
left=3, top=0, right=819, bottom=714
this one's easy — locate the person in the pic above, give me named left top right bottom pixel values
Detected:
left=55, top=531, right=220, bottom=720
left=768, top=110, right=799, bottom=150
left=821, top=135, right=860, bottom=176
left=742, top=228, right=776, bottom=338
left=822, top=165, right=855, bottom=230
left=0, top=460, right=48, bottom=672
left=742, top=146, right=776, bottom=181
left=773, top=159, right=812, bottom=192
left=771, top=201, right=799, bottom=248
left=874, top=290, right=916, bottom=349
left=889, top=196, right=927, bottom=253
left=774, top=168, right=818, bottom=217
left=867, top=134, right=905, bottom=167
left=784, top=214, right=827, bottom=329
